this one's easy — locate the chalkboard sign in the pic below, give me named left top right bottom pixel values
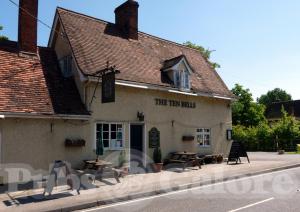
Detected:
left=227, top=141, right=250, bottom=164
left=149, top=127, right=160, bottom=148
left=102, top=72, right=115, bottom=103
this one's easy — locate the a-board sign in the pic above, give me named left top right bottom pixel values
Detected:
left=227, top=141, right=250, bottom=164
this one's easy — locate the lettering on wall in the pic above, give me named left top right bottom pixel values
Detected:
left=155, top=98, right=196, bottom=109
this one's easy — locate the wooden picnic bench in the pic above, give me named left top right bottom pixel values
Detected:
left=83, top=160, right=122, bottom=183
left=164, top=152, right=202, bottom=170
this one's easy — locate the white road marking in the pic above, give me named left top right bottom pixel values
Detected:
left=81, top=166, right=300, bottom=211
left=228, top=197, right=275, bottom=212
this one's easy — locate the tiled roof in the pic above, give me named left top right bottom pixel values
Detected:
left=0, top=40, right=89, bottom=116
left=57, top=8, right=234, bottom=98
left=265, top=100, right=300, bottom=120
left=162, top=55, right=190, bottom=71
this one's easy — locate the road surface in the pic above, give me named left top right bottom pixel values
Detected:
left=81, top=167, right=300, bottom=212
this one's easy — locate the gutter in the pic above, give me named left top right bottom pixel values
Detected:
left=94, top=78, right=235, bottom=101
left=0, top=112, right=91, bottom=120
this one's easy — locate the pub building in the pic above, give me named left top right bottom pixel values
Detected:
left=0, top=0, right=234, bottom=182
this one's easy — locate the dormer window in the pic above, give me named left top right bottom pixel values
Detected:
left=162, top=55, right=193, bottom=91
left=174, top=69, right=190, bottom=90
left=59, top=55, right=73, bottom=78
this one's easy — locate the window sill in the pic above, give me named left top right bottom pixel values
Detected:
left=198, top=145, right=211, bottom=148
left=105, top=148, right=125, bottom=151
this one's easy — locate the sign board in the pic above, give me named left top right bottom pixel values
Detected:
left=227, top=129, right=233, bottom=140
left=155, top=98, right=196, bottom=109
left=102, top=72, right=115, bottom=103
left=227, top=141, right=250, bottom=164
left=149, top=127, right=160, bottom=148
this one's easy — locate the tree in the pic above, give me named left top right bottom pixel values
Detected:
left=0, top=25, right=8, bottom=41
left=183, top=41, right=221, bottom=69
left=257, top=88, right=292, bottom=107
left=231, top=84, right=266, bottom=127
left=272, top=107, right=300, bottom=150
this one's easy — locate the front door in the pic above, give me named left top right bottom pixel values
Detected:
left=130, top=124, right=144, bottom=173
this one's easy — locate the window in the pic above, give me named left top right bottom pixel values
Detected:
left=173, top=70, right=190, bottom=90
left=181, top=70, right=190, bottom=90
left=59, top=55, right=73, bottom=78
left=96, top=123, right=124, bottom=150
left=174, top=70, right=180, bottom=88
left=196, top=128, right=211, bottom=147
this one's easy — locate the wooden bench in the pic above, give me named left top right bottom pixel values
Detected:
left=164, top=152, right=201, bottom=170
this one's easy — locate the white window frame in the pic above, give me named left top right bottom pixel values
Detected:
left=96, top=123, right=125, bottom=151
left=173, top=69, right=190, bottom=90
left=196, top=128, right=211, bottom=147
left=181, top=70, right=190, bottom=90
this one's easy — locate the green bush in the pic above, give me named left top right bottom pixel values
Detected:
left=297, top=144, right=300, bottom=153
left=153, top=147, right=162, bottom=163
left=233, top=107, right=300, bottom=151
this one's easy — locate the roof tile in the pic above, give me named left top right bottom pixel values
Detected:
left=0, top=40, right=89, bottom=116
left=57, top=8, right=233, bottom=98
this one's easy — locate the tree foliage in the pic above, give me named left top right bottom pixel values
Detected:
left=233, top=107, right=300, bottom=151
left=0, top=25, right=8, bottom=41
left=257, top=88, right=292, bottom=107
left=183, top=41, right=221, bottom=69
left=272, top=107, right=300, bottom=150
left=231, top=84, right=266, bottom=127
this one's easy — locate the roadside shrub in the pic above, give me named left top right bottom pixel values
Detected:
left=233, top=107, right=300, bottom=152
left=272, top=108, right=300, bottom=151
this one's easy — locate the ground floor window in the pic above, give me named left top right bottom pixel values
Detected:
left=96, top=123, right=124, bottom=150
left=196, top=128, right=211, bottom=147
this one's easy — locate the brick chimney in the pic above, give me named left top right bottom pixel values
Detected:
left=18, top=0, right=38, bottom=54
left=115, top=0, right=139, bottom=40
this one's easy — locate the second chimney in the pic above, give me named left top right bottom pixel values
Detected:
left=18, top=0, right=38, bottom=54
left=115, top=0, right=139, bottom=40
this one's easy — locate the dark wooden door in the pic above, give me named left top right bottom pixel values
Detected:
left=130, top=125, right=144, bottom=172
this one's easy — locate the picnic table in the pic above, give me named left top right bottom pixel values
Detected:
left=164, top=152, right=202, bottom=170
left=83, top=160, right=121, bottom=183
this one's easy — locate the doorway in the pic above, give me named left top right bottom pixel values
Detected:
left=130, top=124, right=144, bottom=173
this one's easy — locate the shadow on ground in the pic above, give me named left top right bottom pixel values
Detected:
left=3, top=192, right=74, bottom=206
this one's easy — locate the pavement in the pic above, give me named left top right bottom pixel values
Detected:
left=85, top=166, right=300, bottom=212
left=0, top=152, right=300, bottom=212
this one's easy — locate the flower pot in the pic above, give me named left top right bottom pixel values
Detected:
left=121, top=162, right=129, bottom=175
left=182, top=136, right=195, bottom=142
left=122, top=167, right=129, bottom=175
left=152, top=163, right=163, bottom=173
left=216, top=155, right=223, bottom=163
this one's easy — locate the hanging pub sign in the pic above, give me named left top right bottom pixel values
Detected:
left=102, top=72, right=115, bottom=103
left=149, top=127, right=160, bottom=148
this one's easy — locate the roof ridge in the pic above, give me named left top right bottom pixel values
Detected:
left=57, top=7, right=112, bottom=25
left=56, top=7, right=205, bottom=55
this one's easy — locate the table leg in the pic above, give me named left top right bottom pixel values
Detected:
left=97, top=167, right=104, bottom=181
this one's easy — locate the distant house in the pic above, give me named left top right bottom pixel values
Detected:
left=265, top=100, right=300, bottom=121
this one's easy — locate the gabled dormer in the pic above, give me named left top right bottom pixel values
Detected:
left=161, top=55, right=194, bottom=91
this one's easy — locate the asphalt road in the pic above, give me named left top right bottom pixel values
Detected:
left=81, top=167, right=300, bottom=212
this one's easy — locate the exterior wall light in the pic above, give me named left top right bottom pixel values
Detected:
left=137, top=112, right=144, bottom=122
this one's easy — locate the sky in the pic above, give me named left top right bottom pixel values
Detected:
left=1, top=0, right=300, bottom=100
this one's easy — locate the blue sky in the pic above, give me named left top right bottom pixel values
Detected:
left=1, top=0, right=300, bottom=100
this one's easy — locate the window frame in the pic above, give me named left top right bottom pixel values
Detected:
left=196, top=128, right=211, bottom=147
left=96, top=122, right=125, bottom=151
left=181, top=70, right=190, bottom=90
left=173, top=69, right=191, bottom=90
